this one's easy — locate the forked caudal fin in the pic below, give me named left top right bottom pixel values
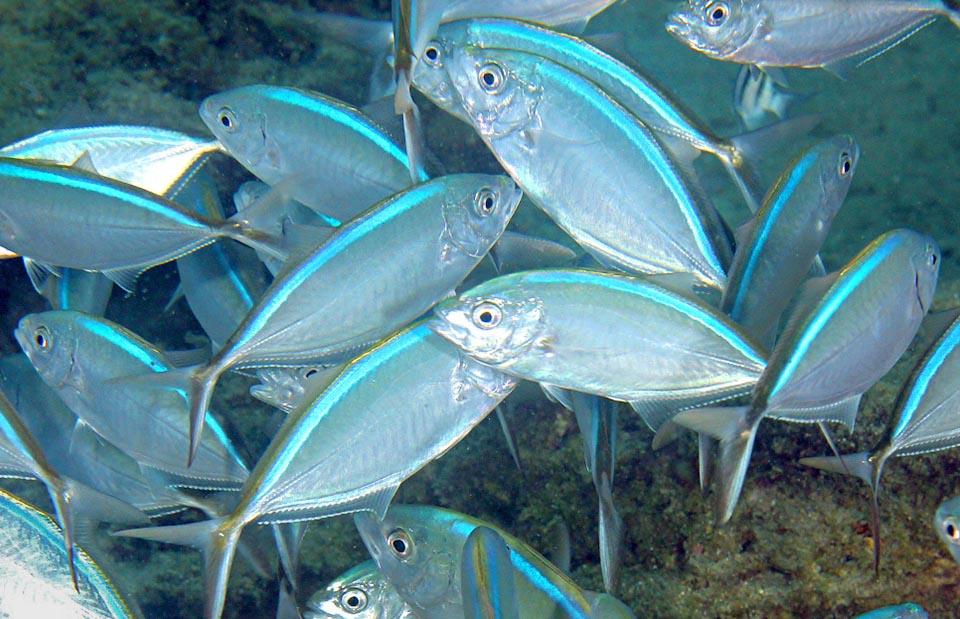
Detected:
left=115, top=515, right=242, bottom=619
left=669, top=406, right=760, bottom=524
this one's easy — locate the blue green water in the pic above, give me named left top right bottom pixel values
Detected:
left=0, top=1, right=958, bottom=617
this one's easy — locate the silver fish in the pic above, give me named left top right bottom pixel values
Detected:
left=199, top=85, right=427, bottom=223
left=676, top=229, right=939, bottom=525
left=666, top=0, right=960, bottom=75
left=116, top=323, right=517, bottom=619
left=0, top=488, right=140, bottom=619
left=437, top=44, right=733, bottom=288
left=721, top=135, right=859, bottom=344
left=430, top=269, right=766, bottom=419
left=304, top=560, right=417, bottom=619
left=935, top=494, right=960, bottom=565
left=15, top=310, right=250, bottom=489
left=732, top=65, right=799, bottom=131
left=0, top=157, right=280, bottom=292
left=168, top=173, right=519, bottom=466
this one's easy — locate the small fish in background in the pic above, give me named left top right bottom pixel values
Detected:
left=666, top=0, right=960, bottom=76
left=303, top=560, right=412, bottom=619
left=935, top=494, right=960, bottom=565
left=851, top=603, right=928, bottom=619
left=732, top=65, right=800, bottom=131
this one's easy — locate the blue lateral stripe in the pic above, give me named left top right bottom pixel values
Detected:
left=263, top=88, right=429, bottom=182
left=770, top=235, right=900, bottom=397
left=893, top=317, right=960, bottom=438
left=0, top=160, right=200, bottom=228
left=730, top=151, right=817, bottom=317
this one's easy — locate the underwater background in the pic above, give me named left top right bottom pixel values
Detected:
left=0, top=1, right=958, bottom=617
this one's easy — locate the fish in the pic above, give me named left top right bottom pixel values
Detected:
left=413, top=17, right=816, bottom=213
left=199, top=85, right=428, bottom=223
left=675, top=228, right=939, bottom=525
left=461, top=526, right=520, bottom=619
left=116, top=323, right=517, bottom=619
left=435, top=44, right=733, bottom=289
left=355, top=504, right=604, bottom=619
left=665, top=0, right=960, bottom=76
left=852, top=604, right=928, bottom=619
left=720, top=134, right=859, bottom=344
left=429, top=269, right=766, bottom=423
left=303, top=560, right=416, bottom=619
left=15, top=310, right=250, bottom=488
left=0, top=157, right=281, bottom=293
left=0, top=487, right=140, bottom=619
left=732, top=65, right=800, bottom=131
left=161, top=173, right=519, bottom=466
left=802, top=308, right=960, bottom=573
left=934, top=494, right=960, bottom=565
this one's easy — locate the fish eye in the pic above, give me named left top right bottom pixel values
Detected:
left=471, top=302, right=503, bottom=329
left=704, top=1, right=729, bottom=26
left=423, top=43, right=442, bottom=67
left=217, top=107, right=239, bottom=134
left=34, top=326, right=52, bottom=351
left=945, top=517, right=960, bottom=542
left=929, top=252, right=938, bottom=268
left=475, top=188, right=497, bottom=216
left=477, top=62, right=506, bottom=94
left=838, top=152, right=853, bottom=177
left=387, top=529, right=413, bottom=558
left=339, top=588, right=368, bottom=613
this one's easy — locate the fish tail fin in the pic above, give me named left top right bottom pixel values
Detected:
left=115, top=516, right=242, bottom=619
left=187, top=362, right=224, bottom=468
left=724, top=114, right=822, bottom=212
left=597, top=472, right=624, bottom=595
left=670, top=406, right=758, bottom=524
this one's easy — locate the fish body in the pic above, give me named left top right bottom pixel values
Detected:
left=430, top=269, right=766, bottom=411
left=0, top=157, right=276, bottom=292
left=117, top=323, right=517, bottom=619
left=461, top=527, right=521, bottom=619
left=721, top=135, right=859, bottom=343
left=415, top=17, right=772, bottom=211
left=852, top=604, right=928, bottom=619
left=15, top=310, right=249, bottom=488
left=666, top=0, right=960, bottom=74
left=354, top=505, right=594, bottom=619
left=677, top=228, right=939, bottom=524
left=437, top=45, right=731, bottom=287
left=732, top=65, right=798, bottom=130
left=200, top=85, right=428, bottom=221
left=177, top=173, right=520, bottom=464
left=0, top=488, right=138, bottom=619
left=0, top=124, right=220, bottom=198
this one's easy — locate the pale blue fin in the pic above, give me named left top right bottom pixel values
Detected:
left=494, top=407, right=522, bottom=472
left=598, top=472, right=624, bottom=594
left=23, top=258, right=60, bottom=294
left=462, top=527, right=520, bottom=619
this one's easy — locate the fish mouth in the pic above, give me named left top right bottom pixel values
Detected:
left=665, top=12, right=693, bottom=40
left=426, top=306, right=470, bottom=348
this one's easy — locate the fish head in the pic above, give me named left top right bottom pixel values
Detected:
left=446, top=45, right=543, bottom=140
left=440, top=174, right=522, bottom=261
left=410, top=35, right=462, bottom=116
left=304, top=560, right=408, bottom=619
left=815, top=134, right=860, bottom=223
left=354, top=507, right=460, bottom=612
left=935, top=496, right=960, bottom=565
left=429, top=281, right=545, bottom=369
left=14, top=311, right=78, bottom=389
left=910, top=233, right=940, bottom=315
left=665, top=0, right=765, bottom=61
left=199, top=87, right=279, bottom=174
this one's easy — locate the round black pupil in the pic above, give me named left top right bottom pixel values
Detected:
left=220, top=114, right=231, bottom=127
left=711, top=7, right=725, bottom=20
left=482, top=71, right=496, bottom=87
left=35, top=333, right=45, bottom=347
left=479, top=311, right=493, bottom=323
left=483, top=196, right=494, bottom=210
left=949, top=523, right=957, bottom=537
left=392, top=538, right=407, bottom=553
left=346, top=595, right=360, bottom=607
left=426, top=47, right=438, bottom=61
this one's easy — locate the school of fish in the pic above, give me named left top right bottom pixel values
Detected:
left=1, top=1, right=960, bottom=618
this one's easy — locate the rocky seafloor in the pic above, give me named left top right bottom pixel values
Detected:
left=0, top=1, right=959, bottom=618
